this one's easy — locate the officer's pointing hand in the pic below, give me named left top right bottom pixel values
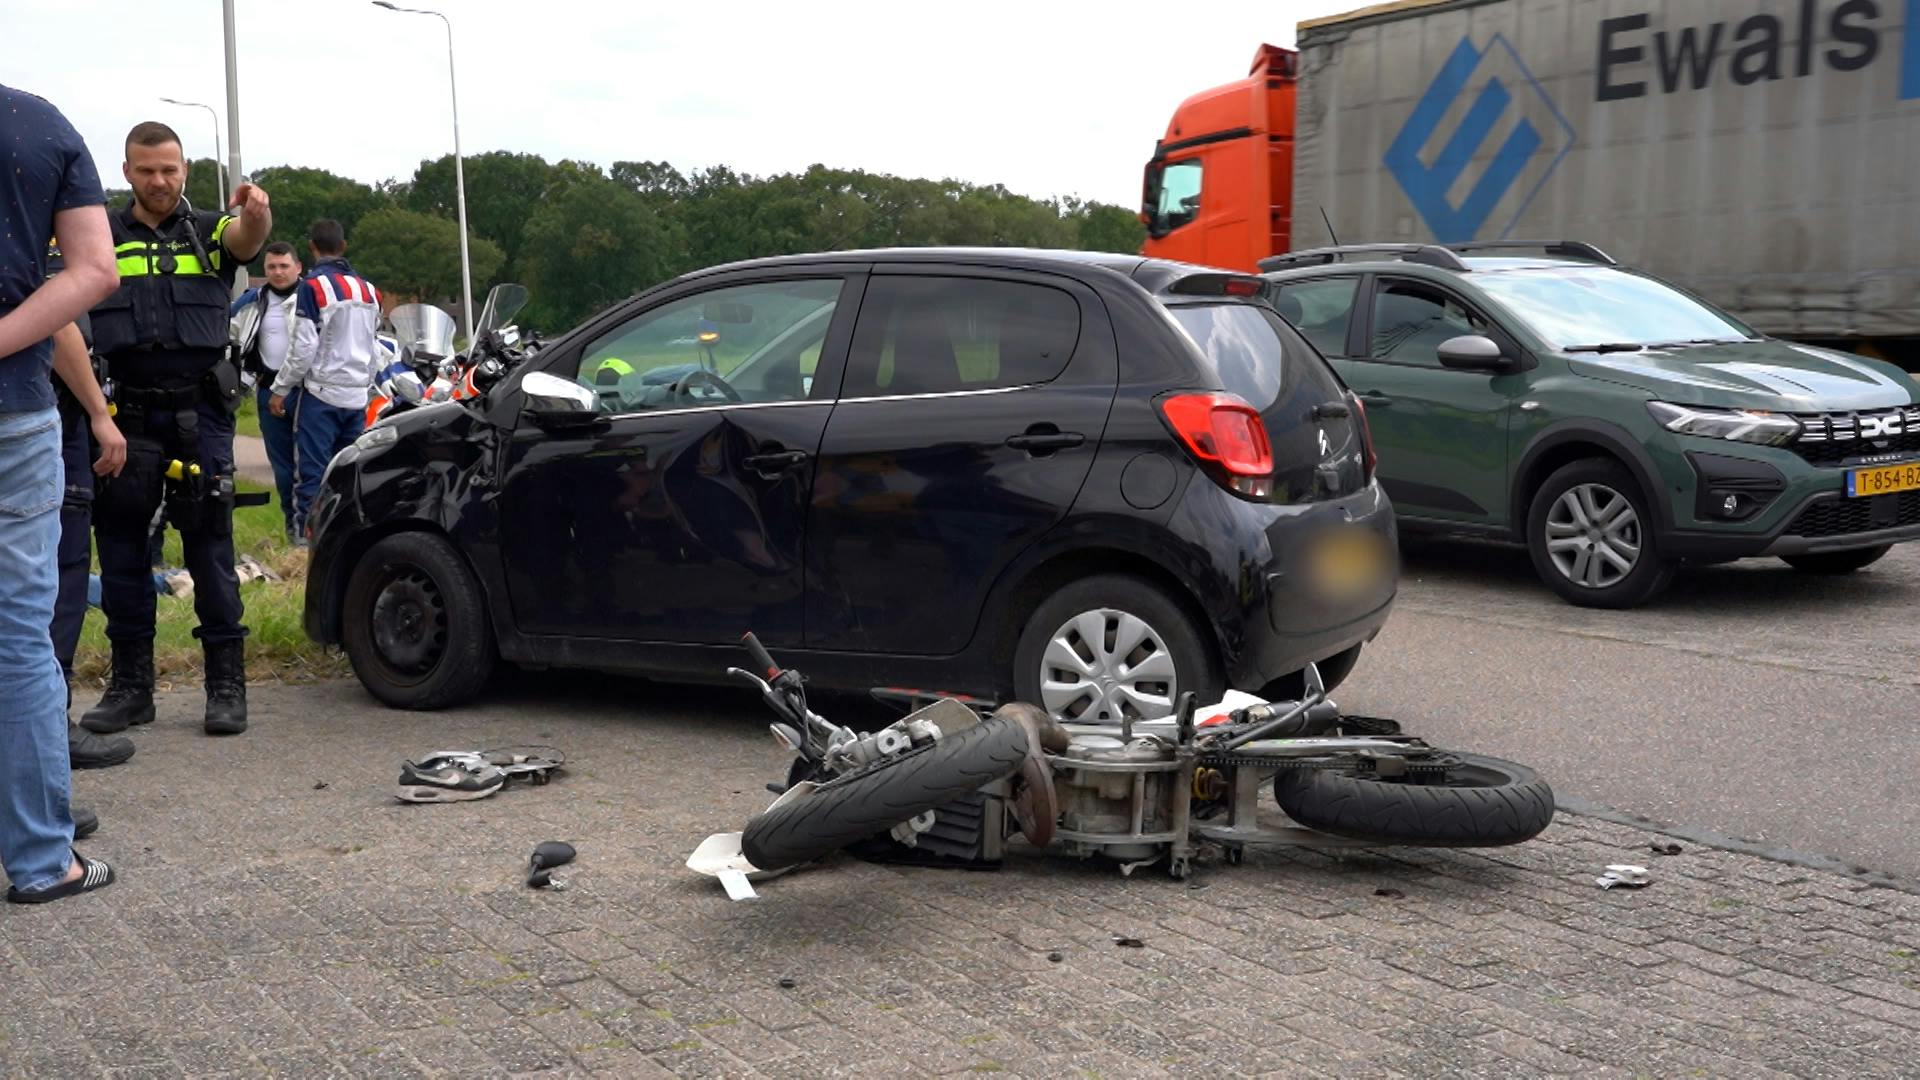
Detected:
left=229, top=182, right=269, bottom=216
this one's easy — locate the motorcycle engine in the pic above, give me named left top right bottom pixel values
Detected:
left=1054, top=735, right=1176, bottom=862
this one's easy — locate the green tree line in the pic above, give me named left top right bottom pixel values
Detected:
left=110, top=153, right=1146, bottom=332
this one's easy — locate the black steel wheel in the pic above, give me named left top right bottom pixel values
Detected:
left=342, top=532, right=495, bottom=710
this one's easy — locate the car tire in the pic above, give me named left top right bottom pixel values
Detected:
left=342, top=531, right=496, bottom=710
left=1257, top=642, right=1364, bottom=702
left=1013, top=574, right=1220, bottom=722
left=1526, top=459, right=1675, bottom=609
left=1781, top=545, right=1893, bottom=575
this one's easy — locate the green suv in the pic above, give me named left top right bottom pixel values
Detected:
left=1260, top=241, right=1920, bottom=608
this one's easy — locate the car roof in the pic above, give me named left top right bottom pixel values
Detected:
left=679, top=247, right=1251, bottom=297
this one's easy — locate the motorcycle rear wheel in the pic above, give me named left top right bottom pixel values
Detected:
left=1272, top=752, right=1554, bottom=847
left=742, top=716, right=1031, bottom=871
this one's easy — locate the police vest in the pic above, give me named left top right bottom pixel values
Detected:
left=91, top=208, right=234, bottom=356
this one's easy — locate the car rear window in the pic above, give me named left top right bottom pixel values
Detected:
left=1166, top=302, right=1344, bottom=413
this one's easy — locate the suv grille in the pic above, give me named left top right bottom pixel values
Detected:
left=1784, top=491, right=1920, bottom=538
left=1789, top=407, right=1920, bottom=466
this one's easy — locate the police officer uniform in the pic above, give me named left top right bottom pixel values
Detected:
left=45, top=242, right=138, bottom=769
left=81, top=198, right=253, bottom=737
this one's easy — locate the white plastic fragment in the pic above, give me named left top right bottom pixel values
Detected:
left=1596, top=864, right=1651, bottom=890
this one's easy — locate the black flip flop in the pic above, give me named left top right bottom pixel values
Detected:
left=7, top=851, right=115, bottom=905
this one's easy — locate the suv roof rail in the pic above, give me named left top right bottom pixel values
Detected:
left=1257, top=243, right=1469, bottom=273
left=1443, top=240, right=1617, bottom=265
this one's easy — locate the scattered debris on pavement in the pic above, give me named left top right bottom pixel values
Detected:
left=1596, top=864, right=1651, bottom=889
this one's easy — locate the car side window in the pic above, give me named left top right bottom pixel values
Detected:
left=571, top=278, right=843, bottom=413
left=1270, top=277, right=1360, bottom=356
left=843, top=276, right=1080, bottom=398
left=1369, top=279, right=1494, bottom=366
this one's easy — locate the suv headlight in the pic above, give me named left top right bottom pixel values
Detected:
left=1646, top=402, right=1799, bottom=446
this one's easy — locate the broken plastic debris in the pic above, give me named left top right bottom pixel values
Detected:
left=1596, top=864, right=1651, bottom=890
left=718, top=868, right=758, bottom=901
left=1047, top=951, right=1064, bottom=963
left=777, top=977, right=798, bottom=989
left=1113, top=936, right=1145, bottom=948
left=1649, top=842, right=1683, bottom=856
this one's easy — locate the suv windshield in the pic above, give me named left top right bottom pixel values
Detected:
left=1473, top=267, right=1756, bottom=350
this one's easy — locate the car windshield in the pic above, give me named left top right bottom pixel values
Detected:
left=1473, top=267, right=1756, bottom=350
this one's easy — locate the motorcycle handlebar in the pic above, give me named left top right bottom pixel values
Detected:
left=741, top=632, right=780, bottom=680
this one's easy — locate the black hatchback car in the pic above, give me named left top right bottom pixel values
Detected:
left=303, top=248, right=1397, bottom=720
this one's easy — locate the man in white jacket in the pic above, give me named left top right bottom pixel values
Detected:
left=269, top=219, right=380, bottom=543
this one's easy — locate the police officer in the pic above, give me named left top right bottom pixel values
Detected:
left=45, top=240, right=135, bottom=769
left=80, top=121, right=271, bottom=738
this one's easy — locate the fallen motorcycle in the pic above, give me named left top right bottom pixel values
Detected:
left=689, top=634, right=1555, bottom=888
left=365, top=284, right=534, bottom=427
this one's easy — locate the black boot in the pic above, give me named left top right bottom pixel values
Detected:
left=203, top=640, right=248, bottom=736
left=70, top=725, right=135, bottom=769
left=80, top=640, right=156, bottom=734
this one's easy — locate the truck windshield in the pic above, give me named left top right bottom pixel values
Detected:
left=1474, top=268, right=1757, bottom=350
left=1142, top=159, right=1202, bottom=237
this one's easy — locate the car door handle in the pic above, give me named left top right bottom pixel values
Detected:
left=1357, top=392, right=1393, bottom=408
left=742, top=449, right=810, bottom=475
left=1005, top=428, right=1085, bottom=454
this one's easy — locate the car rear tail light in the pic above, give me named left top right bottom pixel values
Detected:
left=1158, top=392, right=1274, bottom=498
left=1351, top=392, right=1377, bottom=480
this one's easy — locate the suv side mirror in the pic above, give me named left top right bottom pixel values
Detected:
left=1437, top=334, right=1514, bottom=372
left=521, top=371, right=602, bottom=431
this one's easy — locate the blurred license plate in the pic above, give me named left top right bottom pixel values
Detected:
left=1310, top=529, right=1388, bottom=596
left=1847, top=462, right=1920, bottom=498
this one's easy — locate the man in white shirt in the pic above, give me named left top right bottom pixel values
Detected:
left=230, top=241, right=302, bottom=540
left=267, top=219, right=381, bottom=545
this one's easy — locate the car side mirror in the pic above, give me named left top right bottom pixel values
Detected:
left=521, top=371, right=602, bottom=431
left=1437, top=334, right=1514, bottom=372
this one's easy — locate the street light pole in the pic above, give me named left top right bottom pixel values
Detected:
left=222, top=0, right=244, bottom=188
left=373, top=1, right=474, bottom=343
left=158, top=97, right=225, bottom=200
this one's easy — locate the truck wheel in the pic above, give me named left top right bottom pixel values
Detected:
left=741, top=716, right=1031, bottom=871
left=342, top=532, right=495, bottom=710
left=1273, top=752, right=1555, bottom=847
left=1013, top=574, right=1220, bottom=722
left=1781, top=545, right=1892, bottom=575
left=1526, top=459, right=1675, bottom=609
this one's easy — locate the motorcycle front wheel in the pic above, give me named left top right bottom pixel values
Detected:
left=1272, top=752, right=1554, bottom=847
left=741, top=716, right=1031, bottom=871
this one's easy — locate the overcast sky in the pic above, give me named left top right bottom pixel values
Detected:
left=9, top=0, right=1360, bottom=210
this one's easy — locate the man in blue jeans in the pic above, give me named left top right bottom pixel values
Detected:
left=0, top=84, right=121, bottom=904
left=231, top=241, right=304, bottom=541
left=268, top=219, right=381, bottom=543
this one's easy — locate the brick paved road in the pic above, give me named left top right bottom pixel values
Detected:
left=5, top=677, right=1917, bottom=1078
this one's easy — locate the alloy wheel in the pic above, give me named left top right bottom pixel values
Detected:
left=1544, top=483, right=1641, bottom=589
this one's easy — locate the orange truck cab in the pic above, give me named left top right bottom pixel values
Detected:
left=1141, top=44, right=1297, bottom=274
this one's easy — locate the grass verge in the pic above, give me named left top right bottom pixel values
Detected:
left=72, top=478, right=349, bottom=692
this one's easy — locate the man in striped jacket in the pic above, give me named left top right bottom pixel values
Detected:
left=268, top=219, right=381, bottom=544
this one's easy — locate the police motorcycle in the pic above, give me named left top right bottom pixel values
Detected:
left=688, top=634, right=1555, bottom=891
left=366, top=284, right=533, bottom=426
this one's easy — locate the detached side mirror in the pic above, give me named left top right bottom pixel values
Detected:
left=1437, top=334, right=1515, bottom=372
left=521, top=371, right=602, bottom=431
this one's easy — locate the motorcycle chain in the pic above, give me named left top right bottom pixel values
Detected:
left=1195, top=751, right=1460, bottom=777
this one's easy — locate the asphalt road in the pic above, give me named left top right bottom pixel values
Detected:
left=1333, top=535, right=1920, bottom=884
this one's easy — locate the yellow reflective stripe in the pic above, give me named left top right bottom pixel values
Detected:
left=114, top=254, right=210, bottom=277
left=211, top=215, right=231, bottom=245
left=115, top=241, right=147, bottom=255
